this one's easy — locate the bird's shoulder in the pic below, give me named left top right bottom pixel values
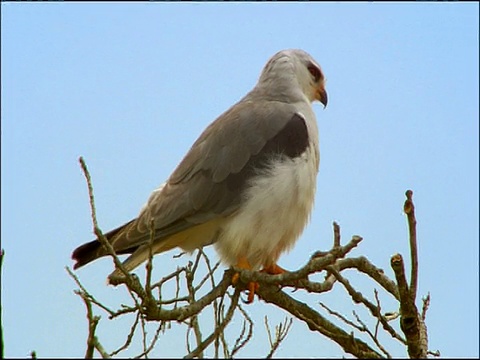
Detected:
left=169, top=98, right=304, bottom=184
left=135, top=98, right=312, bottom=234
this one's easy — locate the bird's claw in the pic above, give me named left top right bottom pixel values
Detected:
left=261, top=263, right=288, bottom=275
left=232, top=270, right=259, bottom=304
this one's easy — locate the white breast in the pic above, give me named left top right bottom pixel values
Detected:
left=214, top=145, right=318, bottom=270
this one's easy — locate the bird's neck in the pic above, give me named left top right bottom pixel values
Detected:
left=249, top=78, right=308, bottom=104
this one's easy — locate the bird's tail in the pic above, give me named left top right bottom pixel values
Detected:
left=71, top=219, right=136, bottom=270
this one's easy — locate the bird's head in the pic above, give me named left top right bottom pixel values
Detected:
left=258, top=49, right=328, bottom=107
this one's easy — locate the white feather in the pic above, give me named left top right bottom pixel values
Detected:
left=215, top=142, right=318, bottom=269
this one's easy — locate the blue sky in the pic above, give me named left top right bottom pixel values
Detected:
left=2, top=2, right=478, bottom=358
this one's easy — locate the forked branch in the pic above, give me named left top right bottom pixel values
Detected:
left=68, top=159, right=438, bottom=358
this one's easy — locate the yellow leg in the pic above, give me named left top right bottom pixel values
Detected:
left=232, top=257, right=258, bottom=304
left=246, top=282, right=259, bottom=304
left=261, top=263, right=288, bottom=275
left=262, top=263, right=304, bottom=291
left=232, top=256, right=252, bottom=284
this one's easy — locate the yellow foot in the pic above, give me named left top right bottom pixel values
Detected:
left=261, top=263, right=288, bottom=275
left=246, top=282, right=259, bottom=304
left=261, top=263, right=302, bottom=291
left=232, top=257, right=259, bottom=304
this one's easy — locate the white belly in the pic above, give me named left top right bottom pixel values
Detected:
left=214, top=147, right=318, bottom=270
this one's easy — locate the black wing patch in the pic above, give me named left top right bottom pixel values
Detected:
left=225, top=112, right=309, bottom=192
left=143, top=111, right=310, bottom=227
left=72, top=112, right=311, bottom=269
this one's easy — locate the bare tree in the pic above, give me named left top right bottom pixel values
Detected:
left=66, top=157, right=441, bottom=358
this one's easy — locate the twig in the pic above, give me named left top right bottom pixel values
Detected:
left=391, top=253, right=426, bottom=358
left=151, top=266, right=187, bottom=292
left=184, top=289, right=241, bottom=359
left=78, top=157, right=144, bottom=298
left=145, top=219, right=155, bottom=301
left=174, top=266, right=183, bottom=310
left=76, top=290, right=110, bottom=358
left=404, top=190, right=418, bottom=302
left=373, top=289, right=381, bottom=339
left=265, top=316, right=273, bottom=350
left=197, top=249, right=225, bottom=357
left=352, top=311, right=392, bottom=358
left=109, top=305, right=140, bottom=319
left=318, top=302, right=360, bottom=330
left=69, top=187, right=434, bottom=358
left=257, top=282, right=383, bottom=358
left=195, top=255, right=221, bottom=292
left=146, top=272, right=232, bottom=322
left=428, top=349, right=441, bottom=357
left=335, top=257, right=400, bottom=300
left=213, top=293, right=227, bottom=358
left=66, top=266, right=116, bottom=316
left=94, top=339, right=110, bottom=359
left=185, top=252, right=204, bottom=358
left=134, top=321, right=165, bottom=359
left=319, top=301, right=392, bottom=358
left=236, top=235, right=363, bottom=289
left=265, top=316, right=293, bottom=359
left=230, top=299, right=254, bottom=357
left=421, top=293, right=430, bottom=321
left=333, top=221, right=341, bottom=247
left=110, top=313, right=141, bottom=356
left=327, top=266, right=406, bottom=345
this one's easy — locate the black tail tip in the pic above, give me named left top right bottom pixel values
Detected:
left=71, top=239, right=102, bottom=270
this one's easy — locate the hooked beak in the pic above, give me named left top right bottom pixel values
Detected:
left=316, top=86, right=328, bottom=108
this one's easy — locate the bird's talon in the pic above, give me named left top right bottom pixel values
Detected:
left=261, top=263, right=288, bottom=275
left=245, top=281, right=259, bottom=304
left=232, top=272, right=240, bottom=285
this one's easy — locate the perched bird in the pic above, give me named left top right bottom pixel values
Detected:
left=72, top=49, right=327, bottom=302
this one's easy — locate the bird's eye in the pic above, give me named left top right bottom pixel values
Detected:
left=308, top=65, right=321, bottom=82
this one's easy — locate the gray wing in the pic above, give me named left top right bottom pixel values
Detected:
left=112, top=99, right=309, bottom=251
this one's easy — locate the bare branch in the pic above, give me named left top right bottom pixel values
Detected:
left=78, top=157, right=147, bottom=300
left=327, top=266, right=406, bottom=345
left=352, top=311, right=392, bottom=358
left=264, top=317, right=293, bottom=359
left=146, top=271, right=232, bottom=322
left=421, top=293, right=430, bottom=321
left=151, top=266, right=187, bottom=292
left=230, top=300, right=254, bottom=357
left=76, top=290, right=110, bottom=358
left=185, top=252, right=204, bottom=357
left=319, top=301, right=392, bottom=358
left=404, top=189, right=418, bottom=302
left=391, top=254, right=426, bottom=358
left=334, top=257, right=400, bottom=300
left=70, top=176, right=435, bottom=359
left=184, top=289, right=241, bottom=359
left=257, top=282, right=383, bottom=358
left=373, top=289, right=382, bottom=339
left=236, top=234, right=363, bottom=291
left=109, top=313, right=140, bottom=357
left=145, top=219, right=156, bottom=300
left=133, top=321, right=165, bottom=359
left=318, top=302, right=360, bottom=330
left=94, top=339, right=110, bottom=359
left=195, top=255, right=221, bottom=292
left=428, top=349, right=441, bottom=357
left=66, top=266, right=116, bottom=316
left=333, top=221, right=341, bottom=247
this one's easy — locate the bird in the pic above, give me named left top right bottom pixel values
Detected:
left=72, top=49, right=328, bottom=303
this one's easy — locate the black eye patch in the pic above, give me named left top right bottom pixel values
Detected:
left=307, top=64, right=321, bottom=82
